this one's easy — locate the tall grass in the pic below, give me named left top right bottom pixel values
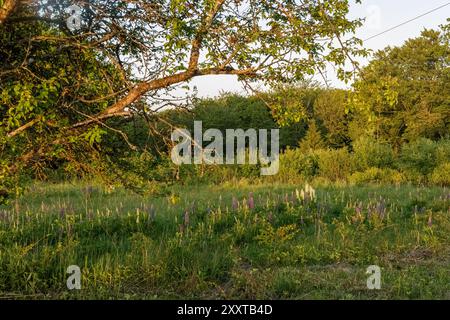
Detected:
left=0, top=182, right=449, bottom=299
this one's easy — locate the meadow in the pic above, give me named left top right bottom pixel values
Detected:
left=0, top=181, right=449, bottom=299
left=2, top=0, right=450, bottom=304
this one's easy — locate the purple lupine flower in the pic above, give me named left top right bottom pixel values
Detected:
left=302, top=191, right=310, bottom=205
left=232, top=197, right=239, bottom=211
left=59, top=207, right=66, bottom=220
left=290, top=192, right=296, bottom=204
left=267, top=211, right=273, bottom=223
left=248, top=193, right=255, bottom=210
left=376, top=199, right=386, bottom=220
left=183, top=210, right=190, bottom=227
left=355, top=202, right=363, bottom=215
left=84, top=185, right=94, bottom=198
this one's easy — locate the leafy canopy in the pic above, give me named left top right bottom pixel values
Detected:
left=0, top=0, right=367, bottom=197
left=350, top=22, right=450, bottom=148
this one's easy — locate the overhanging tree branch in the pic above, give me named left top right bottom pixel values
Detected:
left=0, top=0, right=17, bottom=25
left=70, top=66, right=257, bottom=129
left=71, top=0, right=229, bottom=128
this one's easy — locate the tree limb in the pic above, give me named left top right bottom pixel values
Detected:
left=0, top=0, right=18, bottom=25
left=7, top=117, right=40, bottom=138
left=83, top=0, right=228, bottom=125
left=69, top=66, right=257, bottom=129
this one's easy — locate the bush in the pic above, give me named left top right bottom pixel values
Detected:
left=430, top=163, right=450, bottom=186
left=206, top=164, right=261, bottom=184
left=435, top=139, right=450, bottom=166
left=315, top=148, right=353, bottom=181
left=278, top=148, right=319, bottom=182
left=352, top=137, right=394, bottom=170
left=398, top=138, right=437, bottom=176
left=349, top=167, right=405, bottom=185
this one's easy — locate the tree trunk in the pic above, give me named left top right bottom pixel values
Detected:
left=0, top=0, right=18, bottom=25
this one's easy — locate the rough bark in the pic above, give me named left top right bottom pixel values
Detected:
left=0, top=0, right=18, bottom=25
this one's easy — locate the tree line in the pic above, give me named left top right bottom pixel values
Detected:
left=0, top=1, right=449, bottom=201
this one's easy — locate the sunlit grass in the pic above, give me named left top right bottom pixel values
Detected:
left=0, top=182, right=449, bottom=299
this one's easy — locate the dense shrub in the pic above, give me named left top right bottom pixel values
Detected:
left=352, top=137, right=394, bottom=170
left=116, top=137, right=449, bottom=187
left=278, top=148, right=319, bottom=182
left=349, top=167, right=405, bottom=185
left=430, top=163, right=450, bottom=186
left=206, top=164, right=261, bottom=183
left=435, top=139, right=450, bottom=166
left=314, top=89, right=351, bottom=148
left=398, top=138, right=438, bottom=176
left=278, top=147, right=354, bottom=182
left=315, top=148, right=353, bottom=181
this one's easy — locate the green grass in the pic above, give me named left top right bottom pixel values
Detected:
left=0, top=181, right=449, bottom=299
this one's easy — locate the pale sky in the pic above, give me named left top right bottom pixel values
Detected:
left=187, top=0, right=450, bottom=98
